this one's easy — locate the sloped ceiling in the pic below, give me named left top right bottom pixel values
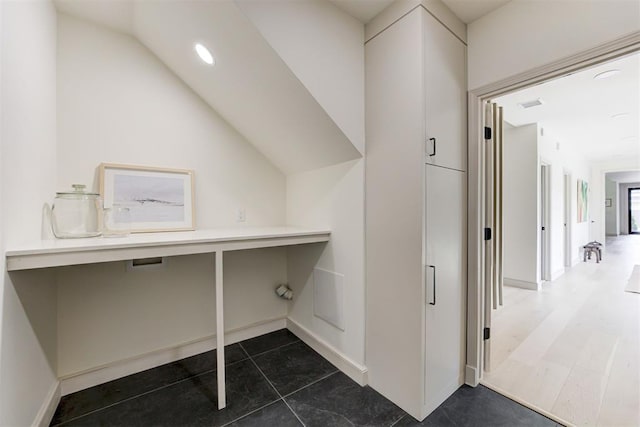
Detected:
left=328, top=0, right=394, bottom=23
left=329, top=0, right=509, bottom=24
left=54, top=0, right=361, bottom=175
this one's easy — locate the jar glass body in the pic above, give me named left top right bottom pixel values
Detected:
left=51, top=187, right=102, bottom=238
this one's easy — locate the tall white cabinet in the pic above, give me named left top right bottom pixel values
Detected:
left=365, top=4, right=467, bottom=421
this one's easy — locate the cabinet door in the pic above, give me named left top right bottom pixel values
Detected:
left=424, top=165, right=466, bottom=414
left=423, top=10, right=467, bottom=172
left=365, top=7, right=430, bottom=419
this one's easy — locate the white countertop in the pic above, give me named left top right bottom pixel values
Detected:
left=5, top=226, right=330, bottom=271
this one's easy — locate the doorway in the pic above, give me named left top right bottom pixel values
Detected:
left=563, top=172, right=572, bottom=267
left=467, top=46, right=640, bottom=422
left=540, top=163, right=550, bottom=281
left=629, top=187, right=640, bottom=233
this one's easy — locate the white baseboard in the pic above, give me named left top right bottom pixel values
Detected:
left=61, top=317, right=286, bottom=396
left=504, top=277, right=540, bottom=291
left=286, top=317, right=368, bottom=386
left=34, top=380, right=60, bottom=427
left=550, top=268, right=565, bottom=281
left=464, top=364, right=479, bottom=387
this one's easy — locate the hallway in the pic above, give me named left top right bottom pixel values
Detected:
left=483, top=235, right=640, bottom=426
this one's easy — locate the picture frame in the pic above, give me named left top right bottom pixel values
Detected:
left=605, top=198, right=612, bottom=207
left=99, top=163, right=195, bottom=233
left=577, top=179, right=589, bottom=223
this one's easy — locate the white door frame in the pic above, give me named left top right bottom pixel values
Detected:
left=464, top=33, right=640, bottom=387
left=540, top=162, right=551, bottom=282
left=564, top=171, right=572, bottom=268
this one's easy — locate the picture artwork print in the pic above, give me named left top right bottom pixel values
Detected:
left=113, top=174, right=185, bottom=223
left=577, top=179, right=588, bottom=223
left=100, top=163, right=194, bottom=232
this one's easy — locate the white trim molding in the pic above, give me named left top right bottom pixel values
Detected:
left=471, top=31, right=640, bottom=98
left=60, top=317, right=286, bottom=396
left=504, top=278, right=540, bottom=291
left=465, top=365, right=480, bottom=387
left=34, top=381, right=60, bottom=427
left=286, top=318, right=368, bottom=386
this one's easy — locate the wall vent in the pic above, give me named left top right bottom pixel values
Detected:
left=518, top=98, right=544, bottom=109
left=313, top=268, right=345, bottom=331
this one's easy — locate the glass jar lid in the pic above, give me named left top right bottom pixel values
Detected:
left=56, top=184, right=100, bottom=198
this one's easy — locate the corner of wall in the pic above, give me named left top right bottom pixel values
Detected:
left=1, top=0, right=60, bottom=425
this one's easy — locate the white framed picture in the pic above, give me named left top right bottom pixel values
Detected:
left=99, top=163, right=195, bottom=232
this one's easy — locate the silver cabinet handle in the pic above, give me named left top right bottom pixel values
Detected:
left=428, top=265, right=436, bottom=305
left=429, top=138, right=436, bottom=157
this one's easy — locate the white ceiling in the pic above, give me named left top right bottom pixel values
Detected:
left=328, top=0, right=395, bottom=23
left=55, top=0, right=361, bottom=174
left=52, top=0, right=520, bottom=174
left=494, top=52, right=640, bottom=163
left=55, top=0, right=133, bottom=34
left=606, top=171, right=640, bottom=184
left=55, top=0, right=511, bottom=29
left=440, top=0, right=511, bottom=23
left=329, top=0, right=510, bottom=23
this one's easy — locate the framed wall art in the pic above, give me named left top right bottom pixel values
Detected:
left=577, top=179, right=588, bottom=223
left=99, top=163, right=195, bottom=232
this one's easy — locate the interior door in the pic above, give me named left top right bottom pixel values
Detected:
left=540, top=164, right=551, bottom=281
left=482, top=102, right=504, bottom=373
left=564, top=173, right=572, bottom=267
left=424, top=164, right=466, bottom=413
left=423, top=9, right=467, bottom=172
left=630, top=188, right=640, bottom=234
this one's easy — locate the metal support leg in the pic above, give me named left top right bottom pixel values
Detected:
left=215, top=251, right=226, bottom=409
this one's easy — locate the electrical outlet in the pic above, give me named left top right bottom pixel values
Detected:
left=237, top=208, right=246, bottom=222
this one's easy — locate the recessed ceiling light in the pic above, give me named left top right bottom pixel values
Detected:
left=518, top=98, right=544, bottom=109
left=593, top=69, right=620, bottom=79
left=194, top=43, right=215, bottom=65
left=611, top=112, right=629, bottom=119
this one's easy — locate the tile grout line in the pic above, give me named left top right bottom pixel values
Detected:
left=240, top=342, right=307, bottom=427
left=219, top=398, right=282, bottom=427
left=54, top=355, right=251, bottom=427
left=56, top=335, right=297, bottom=426
left=281, top=370, right=339, bottom=399
left=245, top=338, right=301, bottom=359
left=389, top=414, right=407, bottom=427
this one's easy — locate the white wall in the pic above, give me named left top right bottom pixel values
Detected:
left=538, top=126, right=591, bottom=270
left=468, top=0, right=640, bottom=90
left=605, top=178, right=619, bottom=235
left=237, top=1, right=366, bottom=367
left=56, top=14, right=289, bottom=376
left=286, top=159, right=365, bottom=365
left=503, top=124, right=539, bottom=285
left=0, top=1, right=59, bottom=425
left=502, top=123, right=591, bottom=286
left=619, top=182, right=640, bottom=234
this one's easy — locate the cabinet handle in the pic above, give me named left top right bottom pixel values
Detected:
left=429, top=138, right=436, bottom=157
left=428, top=265, right=436, bottom=305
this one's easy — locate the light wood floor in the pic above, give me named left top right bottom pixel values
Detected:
left=483, top=235, right=640, bottom=427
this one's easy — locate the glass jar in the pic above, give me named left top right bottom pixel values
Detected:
left=51, top=184, right=102, bottom=238
left=102, top=205, right=131, bottom=237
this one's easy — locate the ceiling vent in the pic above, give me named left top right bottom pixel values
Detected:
left=518, top=98, right=544, bottom=109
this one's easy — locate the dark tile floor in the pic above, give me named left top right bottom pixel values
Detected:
left=51, top=329, right=561, bottom=426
